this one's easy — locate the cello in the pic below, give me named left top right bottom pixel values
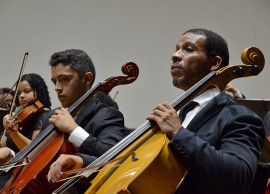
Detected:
left=0, top=62, right=139, bottom=194
left=54, top=47, right=265, bottom=194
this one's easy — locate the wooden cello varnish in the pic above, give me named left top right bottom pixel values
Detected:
left=0, top=62, right=139, bottom=194
left=86, top=130, right=187, bottom=194
left=84, top=47, right=265, bottom=194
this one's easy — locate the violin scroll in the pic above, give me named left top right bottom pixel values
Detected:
left=241, top=47, right=265, bottom=75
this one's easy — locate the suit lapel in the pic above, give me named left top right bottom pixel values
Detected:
left=187, top=92, right=229, bottom=133
left=75, top=97, right=96, bottom=124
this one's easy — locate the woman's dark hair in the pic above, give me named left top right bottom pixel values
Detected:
left=21, top=73, right=51, bottom=109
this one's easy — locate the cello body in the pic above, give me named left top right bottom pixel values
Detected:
left=85, top=130, right=187, bottom=194
left=266, top=184, right=270, bottom=194
left=82, top=47, right=265, bottom=194
left=0, top=62, right=139, bottom=194
left=2, top=133, right=76, bottom=194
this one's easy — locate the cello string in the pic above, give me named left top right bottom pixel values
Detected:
left=0, top=82, right=103, bottom=168
left=56, top=164, right=122, bottom=183
left=60, top=151, right=135, bottom=176
left=56, top=74, right=217, bottom=192
left=57, top=73, right=220, bottom=193
left=1, top=62, right=139, bottom=193
left=56, top=48, right=265, bottom=193
left=53, top=121, right=152, bottom=193
left=52, top=73, right=231, bottom=192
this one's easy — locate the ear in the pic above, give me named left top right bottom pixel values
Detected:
left=33, top=90, right=38, bottom=100
left=84, top=72, right=93, bottom=86
left=210, top=56, right=222, bottom=71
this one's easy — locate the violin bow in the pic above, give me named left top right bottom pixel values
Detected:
left=0, top=52, right=28, bottom=142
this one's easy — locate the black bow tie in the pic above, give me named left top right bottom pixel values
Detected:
left=179, top=101, right=199, bottom=122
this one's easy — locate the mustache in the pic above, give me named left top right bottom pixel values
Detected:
left=171, top=62, right=183, bottom=69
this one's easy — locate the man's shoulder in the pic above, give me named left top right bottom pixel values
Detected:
left=81, top=97, right=124, bottom=119
left=214, top=93, right=263, bottom=120
left=94, top=97, right=123, bottom=116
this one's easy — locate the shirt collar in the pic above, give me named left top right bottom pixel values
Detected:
left=193, top=87, right=220, bottom=108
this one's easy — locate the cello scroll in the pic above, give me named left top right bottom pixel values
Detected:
left=241, top=46, right=265, bottom=71
left=0, top=62, right=139, bottom=194
left=100, top=62, right=139, bottom=94
left=213, top=47, right=265, bottom=92
left=75, top=47, right=265, bottom=194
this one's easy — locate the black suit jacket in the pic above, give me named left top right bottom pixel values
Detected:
left=264, top=111, right=270, bottom=136
left=40, top=97, right=125, bottom=166
left=74, top=97, right=126, bottom=165
left=170, top=92, right=265, bottom=194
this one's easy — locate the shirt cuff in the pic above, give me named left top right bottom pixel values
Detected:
left=68, top=126, right=89, bottom=147
left=10, top=149, right=15, bottom=158
left=234, top=90, right=244, bottom=98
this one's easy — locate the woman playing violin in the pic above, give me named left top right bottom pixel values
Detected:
left=0, top=73, right=51, bottom=188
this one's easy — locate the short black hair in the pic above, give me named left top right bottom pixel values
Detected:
left=2, top=87, right=15, bottom=96
left=49, top=49, right=96, bottom=85
left=0, top=87, right=17, bottom=107
left=183, top=28, right=229, bottom=68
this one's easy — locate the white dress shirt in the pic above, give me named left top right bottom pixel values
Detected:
left=180, top=88, right=220, bottom=128
left=68, top=126, right=89, bottom=147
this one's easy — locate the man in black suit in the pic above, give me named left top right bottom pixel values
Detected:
left=46, top=49, right=126, bottom=192
left=147, top=28, right=265, bottom=194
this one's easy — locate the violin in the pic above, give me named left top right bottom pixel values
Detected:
left=5, top=101, right=44, bottom=133
left=13, top=100, right=44, bottom=126
left=0, top=62, right=139, bottom=194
